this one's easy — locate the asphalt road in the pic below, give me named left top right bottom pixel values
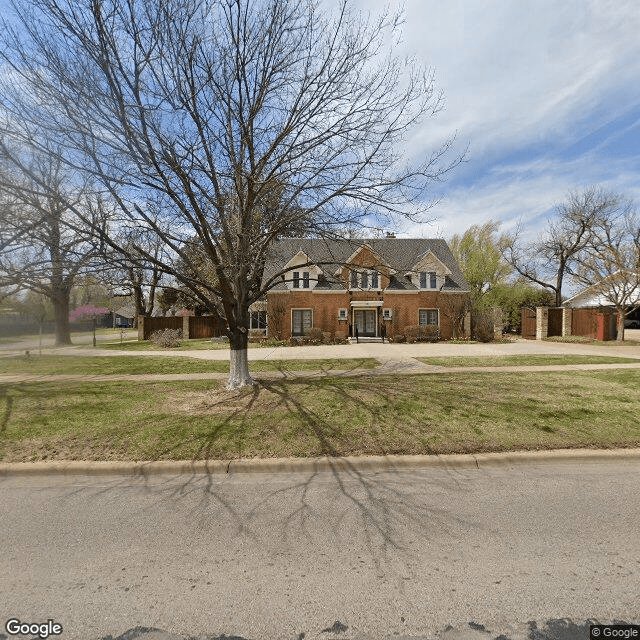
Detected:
left=1, top=460, right=639, bottom=640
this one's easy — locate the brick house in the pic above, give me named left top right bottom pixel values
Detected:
left=253, top=238, right=470, bottom=340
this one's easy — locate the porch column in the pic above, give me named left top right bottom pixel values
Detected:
left=536, top=307, right=548, bottom=341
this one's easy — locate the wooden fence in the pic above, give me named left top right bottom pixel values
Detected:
left=139, top=315, right=225, bottom=341
left=571, top=308, right=616, bottom=341
left=521, top=306, right=617, bottom=341
left=188, top=315, right=226, bottom=339
left=547, top=307, right=563, bottom=337
left=520, top=307, right=537, bottom=339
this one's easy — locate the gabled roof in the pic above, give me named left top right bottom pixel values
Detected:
left=263, top=238, right=470, bottom=292
left=564, top=270, right=640, bottom=308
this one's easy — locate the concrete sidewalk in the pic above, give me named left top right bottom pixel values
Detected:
left=2, top=359, right=640, bottom=384
left=3, top=335, right=639, bottom=361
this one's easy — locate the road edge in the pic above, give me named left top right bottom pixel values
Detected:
left=1, top=447, right=639, bottom=477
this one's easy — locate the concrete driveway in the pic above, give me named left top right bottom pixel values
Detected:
left=81, top=333, right=640, bottom=361
left=2, top=332, right=639, bottom=365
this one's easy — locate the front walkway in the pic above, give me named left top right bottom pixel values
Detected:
left=2, top=334, right=639, bottom=382
left=2, top=360, right=640, bottom=385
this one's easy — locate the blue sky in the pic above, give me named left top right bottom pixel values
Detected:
left=349, top=0, right=640, bottom=241
left=2, top=0, right=639, bottom=245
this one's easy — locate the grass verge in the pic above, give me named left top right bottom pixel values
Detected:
left=0, top=355, right=377, bottom=376
left=417, top=355, right=640, bottom=368
left=100, top=338, right=234, bottom=351
left=1, top=370, right=639, bottom=462
left=544, top=336, right=640, bottom=346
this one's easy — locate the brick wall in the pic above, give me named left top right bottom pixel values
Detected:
left=267, top=290, right=467, bottom=340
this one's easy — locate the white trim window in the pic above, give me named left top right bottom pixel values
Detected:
left=349, top=269, right=381, bottom=290
left=292, top=309, right=313, bottom=335
left=418, top=308, right=439, bottom=326
left=338, top=308, right=348, bottom=320
left=291, top=270, right=312, bottom=289
left=250, top=310, right=267, bottom=330
left=419, top=271, right=437, bottom=289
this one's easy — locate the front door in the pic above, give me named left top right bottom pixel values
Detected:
left=354, top=309, right=377, bottom=336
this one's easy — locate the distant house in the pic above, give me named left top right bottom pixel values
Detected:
left=258, top=238, right=470, bottom=340
left=564, top=271, right=640, bottom=331
left=105, top=304, right=136, bottom=328
left=564, top=272, right=640, bottom=308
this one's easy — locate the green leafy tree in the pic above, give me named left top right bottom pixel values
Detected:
left=450, top=221, right=512, bottom=312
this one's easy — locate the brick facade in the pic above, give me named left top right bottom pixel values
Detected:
left=267, top=290, right=468, bottom=340
left=264, top=237, right=471, bottom=340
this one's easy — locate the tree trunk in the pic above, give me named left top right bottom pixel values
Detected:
left=616, top=309, right=625, bottom=342
left=53, top=294, right=72, bottom=345
left=133, top=285, right=145, bottom=329
left=227, top=328, right=255, bottom=389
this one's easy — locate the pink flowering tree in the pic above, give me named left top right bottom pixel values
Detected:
left=69, top=304, right=109, bottom=347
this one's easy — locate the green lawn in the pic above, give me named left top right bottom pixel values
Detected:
left=544, top=336, right=640, bottom=346
left=100, top=337, right=235, bottom=351
left=0, top=355, right=377, bottom=376
left=418, top=355, right=640, bottom=368
left=1, top=370, right=639, bottom=462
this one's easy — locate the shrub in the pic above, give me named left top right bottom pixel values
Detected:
left=404, top=325, right=419, bottom=344
left=472, top=316, right=494, bottom=343
left=149, top=328, right=183, bottom=348
left=260, top=338, right=289, bottom=348
left=304, top=327, right=324, bottom=342
left=404, top=325, right=441, bottom=343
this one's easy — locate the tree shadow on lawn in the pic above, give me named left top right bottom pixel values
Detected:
left=51, top=374, right=484, bottom=579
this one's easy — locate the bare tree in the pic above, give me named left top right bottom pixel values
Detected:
left=0, top=151, right=104, bottom=344
left=99, top=223, right=169, bottom=327
left=0, top=0, right=460, bottom=388
left=502, top=188, right=614, bottom=307
left=572, top=198, right=639, bottom=341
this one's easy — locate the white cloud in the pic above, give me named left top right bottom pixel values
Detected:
left=387, top=0, right=640, bottom=161
left=339, top=0, right=640, bottom=240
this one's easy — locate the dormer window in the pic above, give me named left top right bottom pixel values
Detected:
left=284, top=251, right=323, bottom=291
left=420, top=271, right=437, bottom=289
left=349, top=269, right=381, bottom=290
